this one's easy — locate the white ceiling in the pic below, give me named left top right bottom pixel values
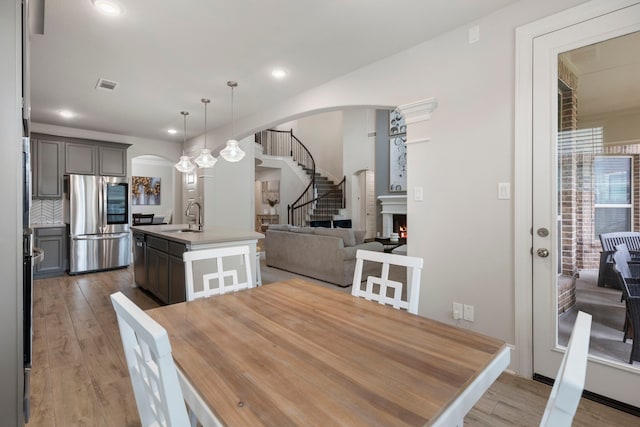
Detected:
left=562, top=31, right=640, bottom=118
left=30, top=0, right=519, bottom=142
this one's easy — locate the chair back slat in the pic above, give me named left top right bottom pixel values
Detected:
left=183, top=245, right=254, bottom=301
left=351, top=249, right=423, bottom=314
left=110, top=292, right=191, bottom=427
left=540, top=311, right=592, bottom=427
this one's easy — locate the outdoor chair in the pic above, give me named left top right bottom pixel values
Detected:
left=612, top=263, right=640, bottom=363
left=598, top=232, right=640, bottom=288
left=539, top=311, right=592, bottom=427
left=110, top=292, right=196, bottom=427
left=351, top=249, right=423, bottom=314
left=183, top=245, right=254, bottom=301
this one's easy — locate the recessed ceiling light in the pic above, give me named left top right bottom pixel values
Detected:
left=92, top=0, right=124, bottom=16
left=167, top=129, right=177, bottom=135
left=59, top=110, right=75, bottom=119
left=271, top=69, right=287, bottom=79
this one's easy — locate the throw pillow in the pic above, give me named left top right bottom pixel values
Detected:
left=314, top=227, right=356, bottom=247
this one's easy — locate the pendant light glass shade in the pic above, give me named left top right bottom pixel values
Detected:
left=194, top=98, right=217, bottom=168
left=175, top=155, right=196, bottom=172
left=174, top=111, right=196, bottom=172
left=219, top=139, right=245, bottom=162
left=220, top=81, right=245, bottom=162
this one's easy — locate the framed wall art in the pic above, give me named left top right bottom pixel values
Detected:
left=389, top=136, right=407, bottom=192
left=132, top=176, right=161, bottom=205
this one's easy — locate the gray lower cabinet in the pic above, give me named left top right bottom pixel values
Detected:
left=34, top=226, right=67, bottom=278
left=144, top=235, right=186, bottom=304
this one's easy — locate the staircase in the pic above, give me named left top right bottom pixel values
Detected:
left=257, top=129, right=345, bottom=226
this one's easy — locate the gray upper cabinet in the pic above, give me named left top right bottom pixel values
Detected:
left=99, top=146, right=127, bottom=177
left=33, top=138, right=63, bottom=199
left=65, top=142, right=97, bottom=175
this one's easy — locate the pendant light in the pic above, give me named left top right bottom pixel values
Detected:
left=174, top=111, right=196, bottom=173
left=194, top=98, right=217, bottom=168
left=219, top=81, right=246, bottom=162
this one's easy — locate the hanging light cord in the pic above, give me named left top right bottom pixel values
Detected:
left=202, top=99, right=209, bottom=149
left=182, top=111, right=188, bottom=155
left=231, top=84, right=235, bottom=138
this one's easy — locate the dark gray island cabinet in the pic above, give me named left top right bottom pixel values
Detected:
left=132, top=224, right=263, bottom=305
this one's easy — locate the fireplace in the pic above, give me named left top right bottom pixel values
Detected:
left=393, top=214, right=407, bottom=238
left=378, top=195, right=407, bottom=238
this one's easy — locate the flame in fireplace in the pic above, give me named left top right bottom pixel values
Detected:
left=399, top=226, right=407, bottom=238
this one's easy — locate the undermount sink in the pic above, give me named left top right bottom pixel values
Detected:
left=167, top=228, right=203, bottom=233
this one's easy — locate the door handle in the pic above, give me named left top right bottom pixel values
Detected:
left=537, top=248, right=550, bottom=258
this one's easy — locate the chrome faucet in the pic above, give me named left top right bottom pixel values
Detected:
left=185, top=201, right=202, bottom=230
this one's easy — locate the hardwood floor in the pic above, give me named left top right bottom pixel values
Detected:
left=30, top=267, right=639, bottom=426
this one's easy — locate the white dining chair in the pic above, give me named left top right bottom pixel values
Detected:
left=110, top=291, right=195, bottom=427
left=540, top=310, right=592, bottom=427
left=351, top=249, right=424, bottom=314
left=183, top=245, right=254, bottom=301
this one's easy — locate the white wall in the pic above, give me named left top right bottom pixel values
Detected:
left=343, top=109, right=376, bottom=221
left=256, top=158, right=308, bottom=222
left=131, top=156, right=175, bottom=222
left=0, top=1, right=22, bottom=424
left=202, top=136, right=255, bottom=230
left=286, top=111, right=344, bottom=182
left=200, top=0, right=589, bottom=349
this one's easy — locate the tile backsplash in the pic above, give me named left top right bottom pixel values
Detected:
left=31, top=199, right=64, bottom=224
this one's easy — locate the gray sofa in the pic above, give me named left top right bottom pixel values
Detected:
left=265, top=225, right=383, bottom=287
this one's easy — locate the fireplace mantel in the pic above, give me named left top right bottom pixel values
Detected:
left=378, top=195, right=407, bottom=237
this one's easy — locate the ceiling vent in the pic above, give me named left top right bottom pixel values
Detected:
left=95, top=78, right=119, bottom=91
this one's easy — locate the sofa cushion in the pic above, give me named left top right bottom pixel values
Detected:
left=289, top=226, right=315, bottom=234
left=354, top=230, right=366, bottom=245
left=314, top=227, right=356, bottom=247
left=267, top=224, right=290, bottom=231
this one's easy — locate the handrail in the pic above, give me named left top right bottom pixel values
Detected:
left=256, top=129, right=316, bottom=225
left=256, top=129, right=346, bottom=226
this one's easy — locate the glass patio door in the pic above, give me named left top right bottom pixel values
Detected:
left=532, top=3, right=640, bottom=408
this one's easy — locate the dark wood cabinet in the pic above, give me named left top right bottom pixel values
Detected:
left=144, top=234, right=186, bottom=304
left=34, top=226, right=67, bottom=278
left=32, top=138, right=63, bottom=199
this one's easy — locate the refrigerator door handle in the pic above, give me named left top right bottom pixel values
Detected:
left=72, top=233, right=129, bottom=241
left=99, top=177, right=106, bottom=232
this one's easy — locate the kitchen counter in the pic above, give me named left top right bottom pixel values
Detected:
left=131, top=224, right=263, bottom=247
left=131, top=224, right=263, bottom=304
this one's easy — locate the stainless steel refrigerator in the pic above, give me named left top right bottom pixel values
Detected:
left=68, top=174, right=130, bottom=274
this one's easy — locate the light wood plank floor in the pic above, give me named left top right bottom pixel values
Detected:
left=29, top=267, right=639, bottom=426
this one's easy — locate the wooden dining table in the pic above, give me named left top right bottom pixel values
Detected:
left=146, top=278, right=510, bottom=426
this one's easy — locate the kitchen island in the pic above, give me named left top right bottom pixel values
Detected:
left=131, top=224, right=263, bottom=304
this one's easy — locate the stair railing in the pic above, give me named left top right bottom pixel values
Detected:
left=255, top=129, right=316, bottom=226
left=290, top=176, right=346, bottom=226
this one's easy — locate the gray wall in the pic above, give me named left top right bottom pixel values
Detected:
left=375, top=109, right=407, bottom=198
left=0, top=0, right=23, bottom=424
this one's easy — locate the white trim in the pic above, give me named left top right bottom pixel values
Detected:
left=514, top=0, right=640, bottom=379
left=405, top=137, right=431, bottom=145
left=397, top=98, right=438, bottom=125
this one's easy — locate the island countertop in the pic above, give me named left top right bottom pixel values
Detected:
left=131, top=224, right=263, bottom=246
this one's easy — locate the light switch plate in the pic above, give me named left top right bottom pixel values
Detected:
left=469, top=25, right=480, bottom=44
left=414, top=186, right=423, bottom=201
left=498, top=182, right=511, bottom=200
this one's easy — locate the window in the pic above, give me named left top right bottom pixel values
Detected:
left=594, top=156, right=632, bottom=236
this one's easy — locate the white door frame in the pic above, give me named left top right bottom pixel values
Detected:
left=514, top=0, right=640, bottom=378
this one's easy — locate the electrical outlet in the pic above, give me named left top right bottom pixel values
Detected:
left=463, top=304, right=475, bottom=322
left=453, top=302, right=463, bottom=320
